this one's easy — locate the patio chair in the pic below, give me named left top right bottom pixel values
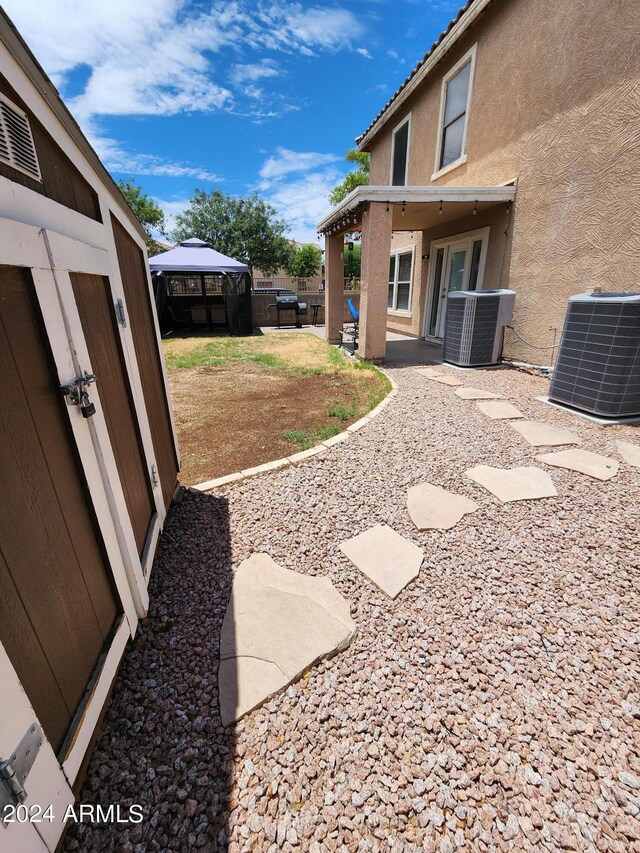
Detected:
left=339, top=297, right=359, bottom=354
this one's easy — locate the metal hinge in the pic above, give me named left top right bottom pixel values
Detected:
left=150, top=464, right=159, bottom=487
left=115, top=298, right=127, bottom=328
left=0, top=724, right=43, bottom=824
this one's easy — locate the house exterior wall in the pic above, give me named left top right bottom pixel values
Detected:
left=366, top=0, right=640, bottom=361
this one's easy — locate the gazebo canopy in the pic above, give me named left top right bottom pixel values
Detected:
left=149, top=238, right=249, bottom=273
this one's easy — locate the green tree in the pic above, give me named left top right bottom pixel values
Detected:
left=172, top=189, right=292, bottom=276
left=117, top=179, right=166, bottom=254
left=286, top=243, right=322, bottom=278
left=328, top=149, right=370, bottom=206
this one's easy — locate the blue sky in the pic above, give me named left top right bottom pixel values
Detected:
left=5, top=0, right=463, bottom=242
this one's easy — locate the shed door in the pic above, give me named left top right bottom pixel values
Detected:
left=111, top=215, right=179, bottom=509
left=0, top=265, right=120, bottom=755
left=70, top=272, right=156, bottom=556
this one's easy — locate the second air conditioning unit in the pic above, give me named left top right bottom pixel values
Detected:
left=443, top=289, right=516, bottom=367
left=548, top=291, right=640, bottom=418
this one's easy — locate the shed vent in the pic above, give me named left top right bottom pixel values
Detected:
left=0, top=94, right=42, bottom=181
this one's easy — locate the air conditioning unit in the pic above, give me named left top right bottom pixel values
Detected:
left=443, top=289, right=516, bottom=367
left=549, top=292, right=640, bottom=417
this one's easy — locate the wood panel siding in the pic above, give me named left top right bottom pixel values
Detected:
left=0, top=73, right=101, bottom=221
left=70, top=272, right=155, bottom=556
left=111, top=215, right=179, bottom=508
left=0, top=265, right=119, bottom=753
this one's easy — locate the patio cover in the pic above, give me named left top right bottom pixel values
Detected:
left=149, top=238, right=249, bottom=273
left=317, top=185, right=517, bottom=235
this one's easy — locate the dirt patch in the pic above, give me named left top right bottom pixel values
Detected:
left=168, top=361, right=382, bottom=484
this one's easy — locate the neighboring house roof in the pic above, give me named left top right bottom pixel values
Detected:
left=149, top=239, right=250, bottom=273
left=0, top=9, right=147, bottom=240
left=357, top=0, right=492, bottom=150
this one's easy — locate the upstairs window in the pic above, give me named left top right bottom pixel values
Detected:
left=0, top=93, right=41, bottom=181
left=435, top=46, right=476, bottom=175
left=388, top=249, right=413, bottom=312
left=390, top=115, right=410, bottom=186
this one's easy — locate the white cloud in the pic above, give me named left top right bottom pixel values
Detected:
left=259, top=147, right=340, bottom=184
left=257, top=147, right=347, bottom=241
left=356, top=48, right=373, bottom=59
left=89, top=128, right=222, bottom=182
left=266, top=166, right=343, bottom=243
left=152, top=196, right=192, bottom=235
left=229, top=60, right=280, bottom=86
left=386, top=48, right=405, bottom=65
left=4, top=0, right=363, bottom=122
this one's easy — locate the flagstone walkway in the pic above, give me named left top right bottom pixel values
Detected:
left=64, top=363, right=640, bottom=853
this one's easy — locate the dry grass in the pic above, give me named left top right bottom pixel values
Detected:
left=162, top=333, right=391, bottom=483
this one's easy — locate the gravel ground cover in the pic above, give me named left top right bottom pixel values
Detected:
left=64, top=363, right=639, bottom=853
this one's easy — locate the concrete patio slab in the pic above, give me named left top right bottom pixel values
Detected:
left=455, top=387, right=502, bottom=400
left=219, top=553, right=356, bottom=725
left=509, top=420, right=581, bottom=447
left=407, top=483, right=478, bottom=530
left=536, top=449, right=619, bottom=481
left=476, top=401, right=524, bottom=419
left=616, top=440, right=640, bottom=468
left=339, top=523, right=423, bottom=599
left=466, top=465, right=557, bottom=502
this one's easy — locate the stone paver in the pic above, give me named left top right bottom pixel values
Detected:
left=414, top=367, right=442, bottom=378
left=219, top=553, right=356, bottom=725
left=616, top=439, right=640, bottom=468
left=407, top=482, right=478, bottom=530
left=455, top=387, right=502, bottom=400
left=339, top=523, right=423, bottom=598
left=476, top=400, right=524, bottom=419
left=466, top=464, right=557, bottom=502
left=509, top=420, right=581, bottom=447
left=430, top=374, right=464, bottom=386
left=536, top=448, right=619, bottom=481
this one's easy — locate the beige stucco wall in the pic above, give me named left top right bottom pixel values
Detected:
left=386, top=231, right=424, bottom=336
left=367, top=0, right=640, bottom=362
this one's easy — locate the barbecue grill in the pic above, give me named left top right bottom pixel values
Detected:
left=272, top=294, right=307, bottom=328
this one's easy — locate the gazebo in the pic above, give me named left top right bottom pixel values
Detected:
left=149, top=238, right=252, bottom=335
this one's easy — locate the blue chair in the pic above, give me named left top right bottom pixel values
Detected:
left=343, top=298, right=359, bottom=354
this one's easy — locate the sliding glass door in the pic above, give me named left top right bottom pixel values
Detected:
left=424, top=229, right=489, bottom=338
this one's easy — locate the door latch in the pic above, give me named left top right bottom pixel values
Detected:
left=115, top=299, right=127, bottom=328
left=60, top=372, right=97, bottom=418
left=0, top=724, right=43, bottom=823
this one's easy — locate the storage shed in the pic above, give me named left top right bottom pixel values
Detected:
left=0, top=11, right=179, bottom=849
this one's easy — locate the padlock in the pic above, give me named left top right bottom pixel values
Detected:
left=80, top=391, right=96, bottom=418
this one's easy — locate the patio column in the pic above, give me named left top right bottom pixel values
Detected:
left=359, top=202, right=392, bottom=362
left=324, top=232, right=343, bottom=344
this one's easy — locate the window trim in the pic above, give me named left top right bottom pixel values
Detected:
left=432, top=44, right=477, bottom=181
left=387, top=245, right=415, bottom=315
left=389, top=113, right=412, bottom=187
left=422, top=225, right=490, bottom=339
